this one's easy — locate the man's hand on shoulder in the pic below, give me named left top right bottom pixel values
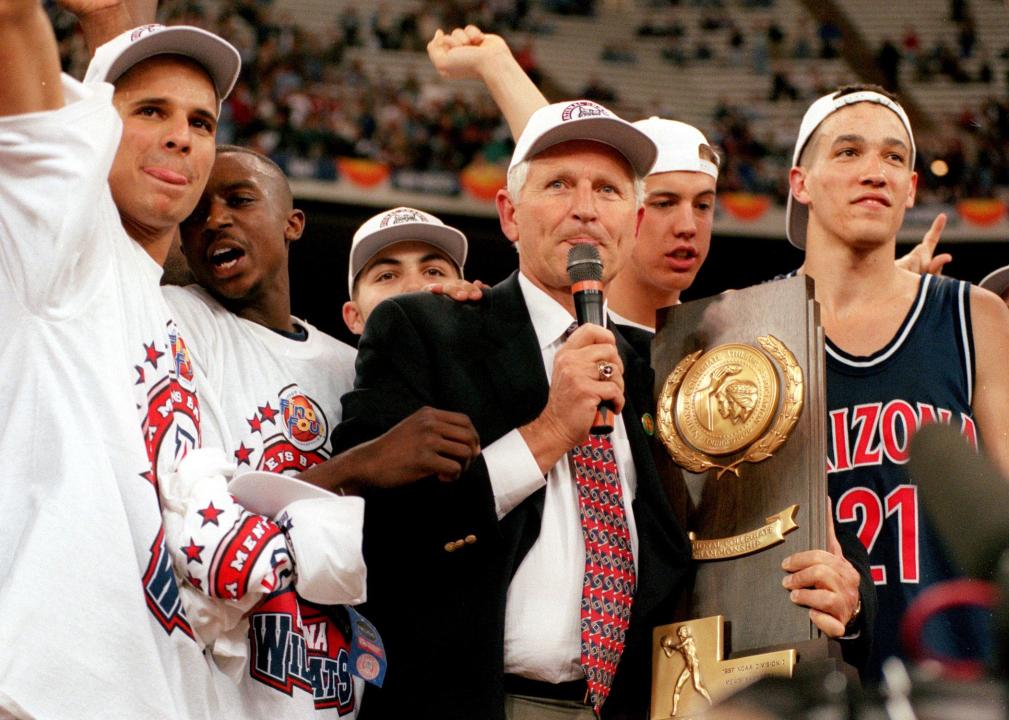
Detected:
left=781, top=498, right=862, bottom=637
left=896, top=212, right=952, bottom=276
left=520, top=324, right=625, bottom=474
left=424, top=278, right=488, bottom=303
left=301, top=407, right=481, bottom=493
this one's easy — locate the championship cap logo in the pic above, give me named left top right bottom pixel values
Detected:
left=560, top=101, right=610, bottom=122
left=129, top=24, right=161, bottom=42
left=279, top=386, right=328, bottom=452
left=379, top=207, right=429, bottom=228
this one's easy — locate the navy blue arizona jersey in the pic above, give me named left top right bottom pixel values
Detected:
left=826, top=273, right=989, bottom=679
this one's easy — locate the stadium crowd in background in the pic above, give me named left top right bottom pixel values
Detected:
left=42, top=0, right=1009, bottom=210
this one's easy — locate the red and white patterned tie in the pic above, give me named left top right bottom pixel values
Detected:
left=570, top=433, right=636, bottom=713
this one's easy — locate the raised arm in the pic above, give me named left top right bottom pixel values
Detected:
left=57, top=0, right=156, bottom=56
left=427, top=24, right=547, bottom=142
left=969, top=285, right=1009, bottom=477
left=0, top=0, right=62, bottom=115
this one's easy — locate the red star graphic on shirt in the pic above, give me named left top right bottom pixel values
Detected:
left=135, top=365, right=145, bottom=385
left=186, top=572, right=203, bottom=590
left=247, top=414, right=263, bottom=433
left=198, top=501, right=224, bottom=527
left=144, top=341, right=164, bottom=369
left=182, top=538, right=204, bottom=564
left=234, top=443, right=253, bottom=466
left=259, top=403, right=278, bottom=423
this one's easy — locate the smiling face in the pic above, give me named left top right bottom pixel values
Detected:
left=497, top=140, right=640, bottom=306
left=180, top=150, right=304, bottom=319
left=629, top=169, right=715, bottom=296
left=342, top=240, right=461, bottom=335
left=790, top=102, right=917, bottom=251
left=108, top=55, right=219, bottom=249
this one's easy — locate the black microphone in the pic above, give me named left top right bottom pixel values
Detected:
left=567, top=244, right=614, bottom=435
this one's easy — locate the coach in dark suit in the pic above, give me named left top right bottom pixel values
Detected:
left=332, top=101, right=690, bottom=720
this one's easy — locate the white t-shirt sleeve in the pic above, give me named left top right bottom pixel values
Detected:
left=0, top=76, right=122, bottom=314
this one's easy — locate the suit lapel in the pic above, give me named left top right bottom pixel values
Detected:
left=480, top=272, right=550, bottom=434
left=480, top=273, right=550, bottom=574
left=615, top=327, right=692, bottom=622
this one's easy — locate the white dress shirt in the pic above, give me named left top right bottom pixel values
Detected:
left=607, top=308, right=655, bottom=333
left=482, top=272, right=640, bottom=683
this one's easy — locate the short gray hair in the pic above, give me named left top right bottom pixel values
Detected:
left=506, top=159, right=645, bottom=208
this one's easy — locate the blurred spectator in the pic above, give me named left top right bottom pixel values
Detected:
left=901, top=24, right=919, bottom=59
left=791, top=18, right=813, bottom=59
left=957, top=16, right=976, bottom=59
left=768, top=69, right=799, bottom=101
left=580, top=75, right=618, bottom=102
left=767, top=19, right=785, bottom=60
left=818, top=19, right=841, bottom=59
left=601, top=40, right=636, bottom=63
left=877, top=38, right=901, bottom=91
left=662, top=35, right=689, bottom=66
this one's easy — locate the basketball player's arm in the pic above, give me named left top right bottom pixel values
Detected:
left=969, top=286, right=1009, bottom=477
left=56, top=0, right=155, bottom=55
left=299, top=406, right=481, bottom=493
left=0, top=0, right=62, bottom=115
left=427, top=24, right=547, bottom=141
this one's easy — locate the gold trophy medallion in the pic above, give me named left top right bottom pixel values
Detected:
left=674, top=344, right=778, bottom=456
left=657, top=335, right=804, bottom=480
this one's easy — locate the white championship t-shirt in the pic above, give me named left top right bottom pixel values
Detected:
left=0, top=76, right=236, bottom=718
left=165, top=284, right=365, bottom=717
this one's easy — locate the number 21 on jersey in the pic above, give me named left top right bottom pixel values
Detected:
left=836, top=485, right=919, bottom=585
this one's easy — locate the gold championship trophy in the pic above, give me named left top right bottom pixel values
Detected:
left=648, top=276, right=833, bottom=718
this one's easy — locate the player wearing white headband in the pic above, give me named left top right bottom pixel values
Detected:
left=606, top=117, right=719, bottom=331
left=788, top=83, right=1009, bottom=678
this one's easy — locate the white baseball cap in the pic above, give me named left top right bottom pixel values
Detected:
left=509, top=100, right=657, bottom=178
left=84, top=24, right=241, bottom=111
left=980, top=265, right=1009, bottom=298
left=348, top=207, right=468, bottom=295
left=786, top=89, right=916, bottom=250
left=633, top=117, right=719, bottom=179
left=228, top=470, right=337, bottom=516
left=228, top=471, right=366, bottom=606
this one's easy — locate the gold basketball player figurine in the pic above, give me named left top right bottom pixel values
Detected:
left=662, top=626, right=712, bottom=717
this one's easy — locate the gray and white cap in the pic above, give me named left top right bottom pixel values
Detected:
left=84, top=24, right=241, bottom=111
left=348, top=207, right=468, bottom=294
left=786, top=90, right=915, bottom=250
left=510, top=100, right=657, bottom=178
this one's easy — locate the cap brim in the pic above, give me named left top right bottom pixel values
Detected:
left=349, top=224, right=468, bottom=285
left=516, top=117, right=657, bottom=178
left=785, top=194, right=807, bottom=250
left=228, top=471, right=336, bottom=518
left=100, top=26, right=240, bottom=101
left=979, top=265, right=1009, bottom=296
